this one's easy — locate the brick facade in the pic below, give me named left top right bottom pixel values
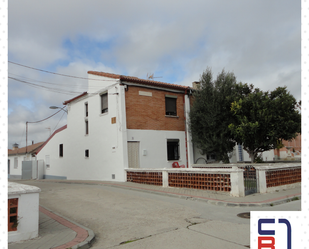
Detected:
left=125, top=85, right=186, bottom=131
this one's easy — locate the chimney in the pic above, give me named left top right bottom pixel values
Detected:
left=192, top=81, right=200, bottom=90
left=12, top=143, right=19, bottom=150
left=32, top=141, right=34, bottom=145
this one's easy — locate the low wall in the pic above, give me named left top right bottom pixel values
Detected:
left=193, top=163, right=301, bottom=194
left=125, top=168, right=245, bottom=197
left=254, top=163, right=301, bottom=193
left=8, top=182, right=41, bottom=243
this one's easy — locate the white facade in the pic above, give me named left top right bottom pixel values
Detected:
left=8, top=154, right=35, bottom=179
left=37, top=83, right=128, bottom=181
left=36, top=73, right=194, bottom=181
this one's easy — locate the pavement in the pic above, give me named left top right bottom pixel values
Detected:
left=8, top=179, right=301, bottom=249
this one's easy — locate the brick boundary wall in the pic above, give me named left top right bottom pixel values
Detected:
left=127, top=171, right=163, bottom=186
left=265, top=167, right=301, bottom=188
left=125, top=168, right=244, bottom=196
left=168, top=173, right=231, bottom=191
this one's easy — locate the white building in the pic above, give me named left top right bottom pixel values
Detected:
left=36, top=72, right=195, bottom=181
left=8, top=142, right=44, bottom=179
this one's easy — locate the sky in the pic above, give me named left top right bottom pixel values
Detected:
left=8, top=0, right=301, bottom=149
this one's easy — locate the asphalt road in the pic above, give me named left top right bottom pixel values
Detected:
left=18, top=180, right=301, bottom=249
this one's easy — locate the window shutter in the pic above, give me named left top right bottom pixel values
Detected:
left=165, top=98, right=177, bottom=115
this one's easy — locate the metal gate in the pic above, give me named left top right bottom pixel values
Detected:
left=243, top=165, right=257, bottom=195
left=22, top=161, right=33, bottom=180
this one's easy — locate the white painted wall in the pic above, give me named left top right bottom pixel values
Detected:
left=8, top=182, right=40, bottom=243
left=127, top=129, right=187, bottom=168
left=37, top=83, right=128, bottom=181
left=8, top=154, right=34, bottom=179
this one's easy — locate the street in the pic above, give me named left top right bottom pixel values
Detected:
left=17, top=180, right=301, bottom=249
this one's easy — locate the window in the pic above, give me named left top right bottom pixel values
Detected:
left=85, top=149, right=89, bottom=158
left=59, top=144, right=63, bottom=157
left=167, top=139, right=180, bottom=160
left=85, top=103, right=88, bottom=117
left=165, top=96, right=177, bottom=116
left=8, top=198, right=18, bottom=232
left=100, top=93, right=108, bottom=114
left=14, top=157, right=18, bottom=169
left=85, top=120, right=89, bottom=135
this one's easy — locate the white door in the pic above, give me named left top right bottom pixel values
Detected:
left=127, top=142, right=140, bottom=168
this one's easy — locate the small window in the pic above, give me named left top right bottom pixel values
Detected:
left=59, top=144, right=63, bottom=157
left=167, top=139, right=180, bottom=160
left=14, top=157, right=18, bottom=169
left=85, top=149, right=89, bottom=158
left=8, top=198, right=18, bottom=232
left=165, top=97, right=177, bottom=116
left=85, top=103, right=88, bottom=117
left=85, top=120, right=89, bottom=135
left=100, top=93, right=108, bottom=114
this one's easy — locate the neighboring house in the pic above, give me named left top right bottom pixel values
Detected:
left=36, top=71, right=197, bottom=181
left=274, top=134, right=301, bottom=160
left=8, top=142, right=45, bottom=179
left=231, top=134, right=301, bottom=163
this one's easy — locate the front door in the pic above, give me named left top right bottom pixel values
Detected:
left=127, top=141, right=140, bottom=168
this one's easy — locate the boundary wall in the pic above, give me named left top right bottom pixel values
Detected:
left=126, top=163, right=301, bottom=197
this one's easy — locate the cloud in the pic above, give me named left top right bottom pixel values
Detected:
left=8, top=0, right=301, bottom=147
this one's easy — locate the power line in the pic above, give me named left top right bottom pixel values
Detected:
left=9, top=76, right=83, bottom=95
left=9, top=61, right=116, bottom=82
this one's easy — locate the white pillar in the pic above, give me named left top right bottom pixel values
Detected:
left=162, top=170, right=169, bottom=187
left=257, top=169, right=267, bottom=194
left=230, top=166, right=245, bottom=197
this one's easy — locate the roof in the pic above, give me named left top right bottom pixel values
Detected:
left=35, top=125, right=67, bottom=155
left=88, top=71, right=191, bottom=91
left=63, top=92, right=87, bottom=105
left=8, top=142, right=45, bottom=156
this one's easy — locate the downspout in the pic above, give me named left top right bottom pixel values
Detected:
left=184, top=90, right=188, bottom=168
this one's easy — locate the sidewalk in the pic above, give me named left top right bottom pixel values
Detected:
left=8, top=205, right=95, bottom=249
left=8, top=180, right=301, bottom=249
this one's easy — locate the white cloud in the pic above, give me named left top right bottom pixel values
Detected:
left=8, top=0, right=301, bottom=147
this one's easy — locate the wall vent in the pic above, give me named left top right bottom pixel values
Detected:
left=112, top=174, right=115, bottom=179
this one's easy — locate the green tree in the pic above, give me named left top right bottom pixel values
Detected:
left=189, top=68, right=251, bottom=163
left=229, top=87, right=301, bottom=163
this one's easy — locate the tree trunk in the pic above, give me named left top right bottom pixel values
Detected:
left=249, top=151, right=255, bottom=163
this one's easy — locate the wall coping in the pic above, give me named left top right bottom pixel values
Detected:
left=8, top=182, right=41, bottom=196
left=125, top=167, right=244, bottom=174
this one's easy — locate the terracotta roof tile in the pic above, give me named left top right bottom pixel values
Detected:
left=63, top=92, right=87, bottom=105
left=88, top=71, right=190, bottom=91
left=8, top=142, right=45, bottom=156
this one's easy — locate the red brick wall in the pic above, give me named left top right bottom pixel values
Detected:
left=125, top=86, right=186, bottom=131
left=266, top=168, right=301, bottom=187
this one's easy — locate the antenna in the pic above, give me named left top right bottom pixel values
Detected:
left=147, top=73, right=162, bottom=80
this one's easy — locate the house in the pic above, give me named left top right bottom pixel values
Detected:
left=36, top=71, right=202, bottom=181
left=8, top=142, right=45, bottom=179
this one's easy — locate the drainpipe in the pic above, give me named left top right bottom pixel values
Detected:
left=184, top=90, right=188, bottom=168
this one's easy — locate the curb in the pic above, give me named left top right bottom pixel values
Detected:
left=40, top=205, right=95, bottom=249
left=95, top=182, right=301, bottom=207
left=38, top=179, right=301, bottom=208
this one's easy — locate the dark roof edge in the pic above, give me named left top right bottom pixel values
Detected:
left=63, top=92, right=87, bottom=105
left=35, top=125, right=67, bottom=155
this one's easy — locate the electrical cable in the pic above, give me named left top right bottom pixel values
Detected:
left=9, top=76, right=83, bottom=95
left=51, top=109, right=66, bottom=134
left=9, top=61, right=116, bottom=81
left=27, top=109, right=63, bottom=124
